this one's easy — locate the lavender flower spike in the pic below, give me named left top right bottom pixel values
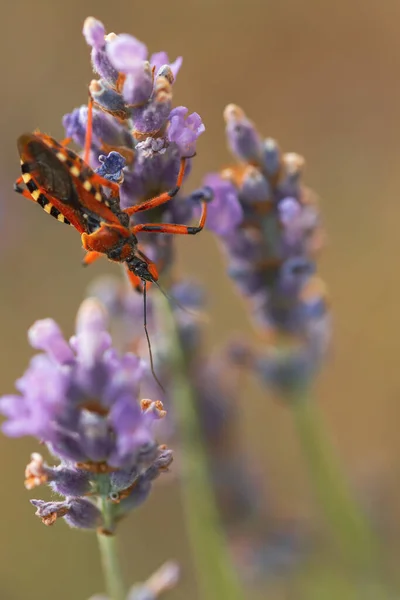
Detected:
left=200, top=104, right=330, bottom=395
left=0, top=298, right=171, bottom=529
left=64, top=16, right=207, bottom=280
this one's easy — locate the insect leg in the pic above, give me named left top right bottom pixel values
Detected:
left=84, top=96, right=94, bottom=164
left=82, top=251, right=103, bottom=266
left=131, top=200, right=207, bottom=236
left=123, top=157, right=188, bottom=216
left=88, top=172, right=120, bottom=196
left=125, top=267, right=143, bottom=292
left=14, top=183, right=35, bottom=201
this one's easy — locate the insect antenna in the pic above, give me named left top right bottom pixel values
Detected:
left=152, top=280, right=207, bottom=323
left=143, top=281, right=165, bottom=393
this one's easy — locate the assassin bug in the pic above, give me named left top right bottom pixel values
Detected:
left=14, top=135, right=207, bottom=289
left=14, top=101, right=208, bottom=386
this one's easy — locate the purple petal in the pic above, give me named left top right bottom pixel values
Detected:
left=64, top=498, right=102, bottom=529
left=201, top=173, right=244, bottom=235
left=83, top=17, right=105, bottom=50
left=224, top=104, right=261, bottom=162
left=106, top=34, right=148, bottom=74
left=131, top=74, right=172, bottom=134
left=150, top=52, right=183, bottom=79
left=262, top=137, right=282, bottom=178
left=28, top=319, right=74, bottom=364
left=240, top=167, right=271, bottom=204
left=74, top=299, right=111, bottom=366
left=122, top=62, right=154, bottom=106
left=167, top=107, right=205, bottom=156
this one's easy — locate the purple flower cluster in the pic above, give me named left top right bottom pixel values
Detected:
left=0, top=299, right=172, bottom=530
left=63, top=17, right=205, bottom=278
left=191, top=104, right=330, bottom=394
left=87, top=275, right=303, bottom=578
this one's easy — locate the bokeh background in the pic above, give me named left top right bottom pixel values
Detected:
left=1, top=1, right=400, bottom=598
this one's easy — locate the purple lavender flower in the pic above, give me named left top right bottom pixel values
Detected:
left=122, top=62, right=154, bottom=107
left=83, top=17, right=105, bottom=50
left=0, top=298, right=171, bottom=530
left=151, top=52, right=182, bottom=79
left=63, top=17, right=206, bottom=277
left=106, top=34, right=147, bottom=74
left=31, top=498, right=102, bottom=529
left=86, top=276, right=304, bottom=578
left=193, top=173, right=243, bottom=236
left=196, top=104, right=330, bottom=395
left=224, top=104, right=262, bottom=163
left=167, top=107, right=205, bottom=156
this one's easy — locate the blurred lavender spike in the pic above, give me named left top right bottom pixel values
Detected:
left=0, top=298, right=171, bottom=530
left=88, top=275, right=305, bottom=579
left=198, top=104, right=330, bottom=395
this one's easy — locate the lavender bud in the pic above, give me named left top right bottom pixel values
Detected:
left=110, top=466, right=138, bottom=492
left=48, top=465, right=92, bottom=497
left=150, top=51, right=182, bottom=79
left=279, top=257, right=315, bottom=293
left=64, top=498, right=103, bottom=529
left=92, top=52, right=120, bottom=86
left=83, top=20, right=119, bottom=85
left=240, top=166, right=271, bottom=204
left=227, top=261, right=265, bottom=296
left=123, top=62, right=154, bottom=106
left=255, top=346, right=314, bottom=396
left=200, top=173, right=243, bottom=235
left=277, top=153, right=305, bottom=197
left=83, top=17, right=105, bottom=50
left=48, top=433, right=88, bottom=463
left=119, top=476, right=152, bottom=511
left=131, top=76, right=172, bottom=135
left=261, top=137, right=282, bottom=178
left=90, top=80, right=130, bottom=121
left=156, top=64, right=174, bottom=84
left=224, top=104, right=261, bottom=163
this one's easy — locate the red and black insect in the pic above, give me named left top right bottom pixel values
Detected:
left=14, top=108, right=207, bottom=386
left=15, top=133, right=207, bottom=289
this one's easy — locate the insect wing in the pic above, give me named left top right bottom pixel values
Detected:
left=33, top=134, right=125, bottom=228
left=17, top=134, right=89, bottom=233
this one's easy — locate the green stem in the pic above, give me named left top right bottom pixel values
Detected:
left=97, top=498, right=126, bottom=600
left=292, top=390, right=380, bottom=573
left=156, top=295, right=244, bottom=600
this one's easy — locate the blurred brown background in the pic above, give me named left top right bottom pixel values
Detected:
left=1, top=1, right=400, bottom=598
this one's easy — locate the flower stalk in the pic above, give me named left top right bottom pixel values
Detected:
left=97, top=500, right=126, bottom=600
left=155, top=293, right=244, bottom=600
left=291, top=389, right=382, bottom=578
